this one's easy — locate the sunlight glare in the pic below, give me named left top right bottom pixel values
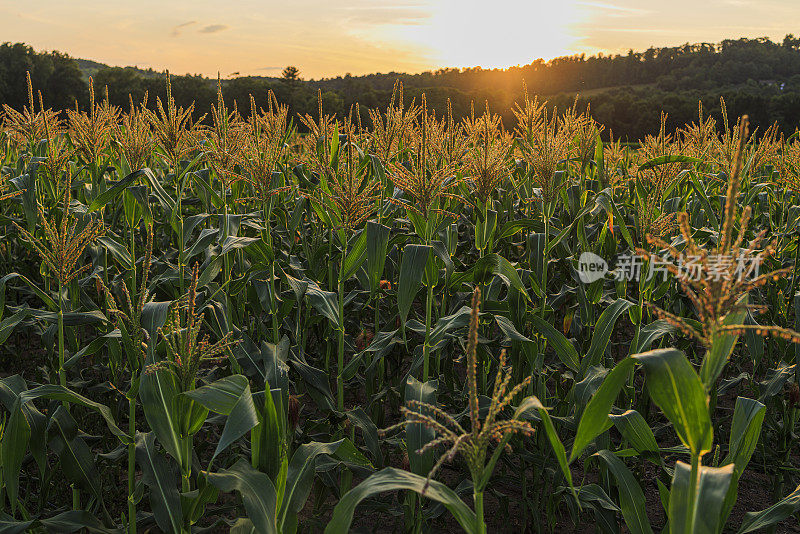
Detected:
left=354, top=0, right=587, bottom=71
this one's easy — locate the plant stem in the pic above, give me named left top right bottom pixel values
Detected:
left=474, top=489, right=486, bottom=534
left=337, top=236, right=347, bottom=412
left=629, top=271, right=647, bottom=403
left=182, top=445, right=191, bottom=491
left=178, top=201, right=185, bottom=295
left=325, top=228, right=334, bottom=375
left=58, top=279, right=66, bottom=393
left=127, top=397, right=136, bottom=534
left=687, top=453, right=700, bottom=533
left=267, top=200, right=280, bottom=344
left=59, top=279, right=80, bottom=511
left=129, top=226, right=136, bottom=310
left=540, top=201, right=550, bottom=319
left=422, top=279, right=434, bottom=382
left=534, top=201, right=550, bottom=394
left=223, top=201, right=232, bottom=319
left=373, top=292, right=385, bottom=424
left=181, top=434, right=193, bottom=531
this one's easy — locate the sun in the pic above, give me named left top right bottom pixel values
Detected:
left=356, top=0, right=587, bottom=71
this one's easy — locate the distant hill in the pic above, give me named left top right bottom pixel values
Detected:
left=74, top=58, right=111, bottom=78
left=3, top=35, right=800, bottom=140
left=74, top=58, right=165, bottom=81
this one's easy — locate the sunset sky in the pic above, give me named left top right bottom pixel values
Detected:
left=1, top=0, right=798, bottom=79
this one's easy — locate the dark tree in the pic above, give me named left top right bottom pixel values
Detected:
left=282, top=66, right=300, bottom=82
left=4, top=35, right=800, bottom=138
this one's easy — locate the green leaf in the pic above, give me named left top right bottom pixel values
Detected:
left=0, top=511, right=116, bottom=533
left=738, top=483, right=800, bottom=533
left=633, top=348, right=712, bottom=456
left=631, top=319, right=676, bottom=355
left=583, top=299, right=633, bottom=370
left=346, top=408, right=382, bottom=467
left=1, top=399, right=30, bottom=515
left=547, top=200, right=596, bottom=254
left=290, top=357, right=335, bottom=412
left=341, top=229, right=367, bottom=282
left=185, top=228, right=219, bottom=262
left=324, top=468, right=478, bottom=534
left=497, top=219, right=541, bottom=240
left=398, top=244, right=431, bottom=328
left=517, top=397, right=573, bottom=492
left=669, top=461, right=733, bottom=534
left=184, top=375, right=259, bottom=461
left=304, top=280, right=341, bottom=330
left=475, top=209, right=497, bottom=252
left=592, top=450, right=653, bottom=534
left=494, top=314, right=533, bottom=344
left=430, top=239, right=455, bottom=283
left=198, top=255, right=225, bottom=288
left=10, top=170, right=37, bottom=232
left=595, top=191, right=634, bottom=250
left=184, top=375, right=250, bottom=414
left=184, top=214, right=211, bottom=244
left=5, top=308, right=107, bottom=327
left=574, top=484, right=621, bottom=532
left=47, top=408, right=106, bottom=511
left=142, top=301, right=172, bottom=345
left=404, top=376, right=437, bottom=476
left=0, top=309, right=29, bottom=346
left=720, top=397, right=765, bottom=524
left=280, top=439, right=372, bottom=530
left=192, top=169, right=225, bottom=208
left=609, top=410, right=660, bottom=463
left=88, top=169, right=145, bottom=212
left=407, top=306, right=471, bottom=350
left=207, top=458, right=278, bottom=534
left=571, top=358, right=635, bottom=462
left=136, top=432, right=183, bottom=534
left=0, top=272, right=57, bottom=311
left=450, top=253, right=530, bottom=300
left=689, top=175, right=719, bottom=230
left=366, top=221, right=391, bottom=294
left=228, top=518, right=256, bottom=534
left=252, top=385, right=283, bottom=481
left=700, top=295, right=748, bottom=388
left=722, top=395, right=765, bottom=471
left=0, top=376, right=47, bottom=477
left=221, top=236, right=261, bottom=255
left=20, top=384, right=130, bottom=442
left=125, top=184, right=153, bottom=225
left=140, top=368, right=185, bottom=463
left=97, top=236, right=134, bottom=271
left=530, top=314, right=580, bottom=372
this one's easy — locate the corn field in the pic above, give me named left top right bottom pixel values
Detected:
left=3, top=72, right=800, bottom=533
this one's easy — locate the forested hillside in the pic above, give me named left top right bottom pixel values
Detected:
left=2, top=36, right=800, bottom=139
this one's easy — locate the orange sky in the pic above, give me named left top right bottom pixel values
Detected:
left=1, top=0, right=799, bottom=79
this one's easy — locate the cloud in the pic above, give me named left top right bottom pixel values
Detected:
left=199, top=24, right=229, bottom=34
left=344, top=5, right=430, bottom=26
left=171, top=20, right=196, bottom=37
left=255, top=66, right=282, bottom=71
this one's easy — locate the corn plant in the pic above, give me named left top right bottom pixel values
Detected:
left=3, top=71, right=800, bottom=533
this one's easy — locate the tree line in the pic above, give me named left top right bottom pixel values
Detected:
left=2, top=36, right=800, bottom=140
